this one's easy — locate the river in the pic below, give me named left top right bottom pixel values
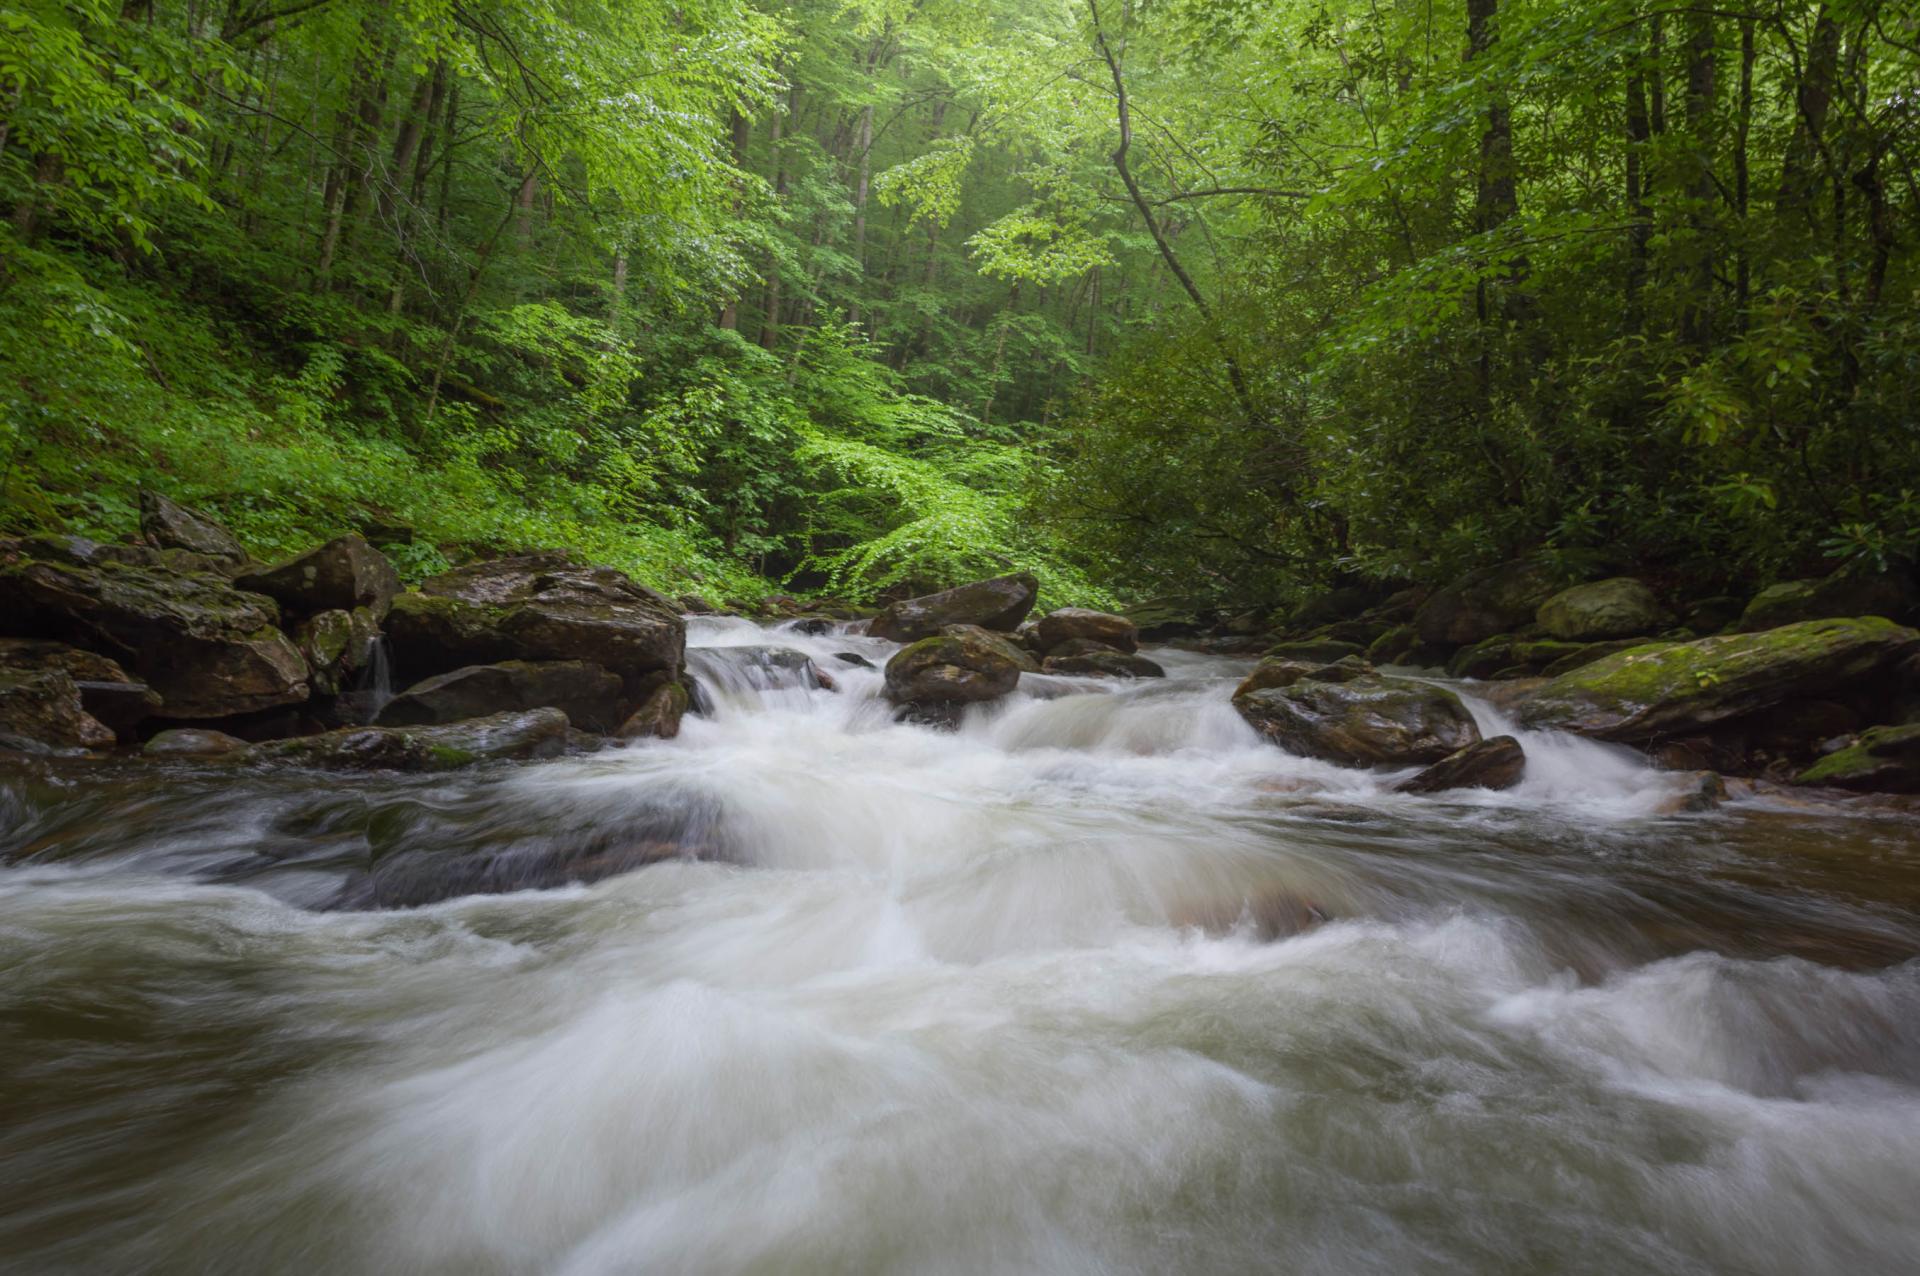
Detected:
left=3, top=616, right=1919, bottom=1274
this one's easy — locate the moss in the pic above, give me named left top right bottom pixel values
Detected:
left=1796, top=724, right=1920, bottom=791
left=424, top=743, right=479, bottom=770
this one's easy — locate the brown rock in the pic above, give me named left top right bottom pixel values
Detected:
left=1396, top=735, right=1526, bottom=793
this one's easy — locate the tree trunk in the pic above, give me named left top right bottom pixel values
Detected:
left=1734, top=18, right=1753, bottom=322
left=719, top=109, right=753, bottom=330
left=1625, top=45, right=1652, bottom=328
left=758, top=94, right=790, bottom=350
left=1680, top=11, right=1717, bottom=349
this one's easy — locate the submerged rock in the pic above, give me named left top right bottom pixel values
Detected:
left=235, top=534, right=401, bottom=621
left=1536, top=578, right=1667, bottom=641
left=1396, top=735, right=1526, bottom=794
left=866, top=573, right=1039, bottom=642
left=1235, top=674, right=1481, bottom=766
left=1795, top=724, right=1920, bottom=793
left=386, top=553, right=684, bottom=690
left=1034, top=607, right=1139, bottom=654
left=247, top=708, right=568, bottom=771
left=885, top=628, right=1023, bottom=711
left=377, top=660, right=625, bottom=733
left=0, top=549, right=309, bottom=719
left=1515, top=617, right=1920, bottom=743
left=138, top=489, right=249, bottom=568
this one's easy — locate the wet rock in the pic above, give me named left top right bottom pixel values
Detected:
left=1658, top=770, right=1729, bottom=813
left=0, top=669, right=116, bottom=750
left=386, top=552, right=684, bottom=691
left=235, top=534, right=401, bottom=621
left=144, top=728, right=250, bottom=758
left=1041, top=650, right=1166, bottom=679
left=293, top=607, right=380, bottom=698
left=884, top=628, right=1023, bottom=710
left=1235, top=656, right=1371, bottom=698
left=834, top=651, right=875, bottom=669
left=1235, top=674, right=1482, bottom=766
left=1536, top=577, right=1667, bottom=641
left=947, top=624, right=1042, bottom=674
left=678, top=593, right=717, bottom=615
left=1537, top=638, right=1657, bottom=677
left=1046, top=636, right=1123, bottom=659
left=0, top=550, right=309, bottom=719
left=1415, top=559, right=1563, bottom=646
left=1034, top=607, right=1139, bottom=654
left=1396, top=735, right=1526, bottom=794
left=1516, top=617, right=1920, bottom=743
left=138, top=489, right=249, bottom=568
left=1795, top=724, right=1920, bottom=793
left=787, top=616, right=836, bottom=636
left=0, top=638, right=159, bottom=738
left=1264, top=638, right=1367, bottom=664
left=247, top=708, right=568, bottom=771
left=867, top=573, right=1039, bottom=642
left=617, top=675, right=690, bottom=740
left=377, top=660, right=626, bottom=733
left=1739, top=570, right=1917, bottom=632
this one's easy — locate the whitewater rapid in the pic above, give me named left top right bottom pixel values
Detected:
left=3, top=616, right=1919, bottom=1274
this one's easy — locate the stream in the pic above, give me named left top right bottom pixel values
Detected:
left=4, top=616, right=1919, bottom=1274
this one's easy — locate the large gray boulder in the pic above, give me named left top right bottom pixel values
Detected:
left=247, top=708, right=568, bottom=771
left=377, top=660, right=625, bottom=733
left=1235, top=674, right=1482, bottom=766
left=1034, top=607, right=1138, bottom=654
left=1516, top=617, right=1920, bottom=743
left=0, top=545, right=308, bottom=719
left=1415, top=560, right=1562, bottom=646
left=138, top=489, right=249, bottom=568
left=1536, top=578, right=1667, bottom=641
left=385, top=553, right=684, bottom=693
left=236, top=534, right=401, bottom=621
left=867, top=573, right=1038, bottom=643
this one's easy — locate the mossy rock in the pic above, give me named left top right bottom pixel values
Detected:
left=1234, top=673, right=1481, bottom=766
left=247, top=708, right=568, bottom=771
left=1414, top=559, right=1563, bottom=646
left=1264, top=638, right=1366, bottom=664
left=1365, top=623, right=1418, bottom=665
left=1536, top=577, right=1667, bottom=641
left=1738, top=570, right=1918, bottom=632
left=1447, top=635, right=1515, bottom=680
left=1794, top=724, right=1920, bottom=793
left=1515, top=617, right=1920, bottom=743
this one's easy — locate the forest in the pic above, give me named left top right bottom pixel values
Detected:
left=2, top=0, right=1916, bottom=615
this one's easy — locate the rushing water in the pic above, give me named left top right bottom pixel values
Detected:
left=4, top=617, right=1920, bottom=1275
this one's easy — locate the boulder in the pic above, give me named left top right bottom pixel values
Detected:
left=1515, top=617, right=1920, bottom=743
left=1264, top=638, right=1367, bottom=664
left=247, top=708, right=568, bottom=771
left=144, top=728, right=250, bottom=758
left=1538, top=638, right=1655, bottom=678
left=1235, top=656, right=1371, bottom=698
left=1365, top=623, right=1419, bottom=665
left=0, top=637, right=159, bottom=738
left=1795, top=724, right=1920, bottom=793
left=138, top=489, right=248, bottom=568
left=884, top=629, right=1023, bottom=709
left=1447, top=635, right=1516, bottom=680
left=1739, top=570, right=1918, bottom=632
left=0, top=669, right=116, bottom=750
left=1415, top=560, right=1562, bottom=646
left=1396, top=735, right=1526, bottom=794
left=235, top=534, right=401, bottom=621
left=1234, top=674, right=1482, bottom=766
left=867, top=573, right=1039, bottom=642
left=1041, top=651, right=1166, bottom=679
left=1536, top=578, right=1667, bottom=641
left=0, top=550, right=309, bottom=719
left=385, top=553, right=684, bottom=691
left=377, top=660, right=625, bottom=733
left=1034, top=607, right=1139, bottom=654
left=616, top=674, right=691, bottom=740
left=1046, top=637, right=1123, bottom=659
left=946, top=624, right=1041, bottom=674
left=294, top=607, right=381, bottom=698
